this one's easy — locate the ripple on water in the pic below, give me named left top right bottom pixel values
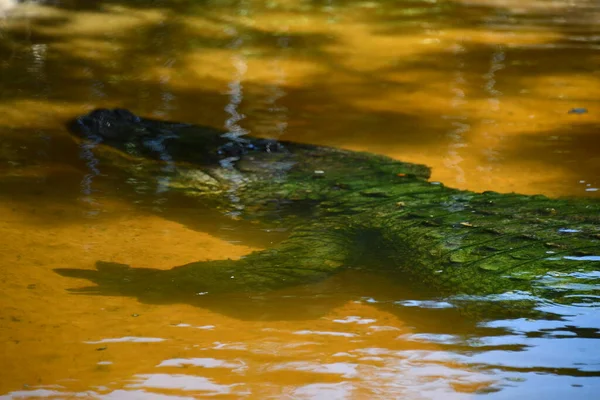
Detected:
left=84, top=337, right=167, bottom=344
left=288, top=382, right=354, bottom=400
left=293, top=330, right=358, bottom=338
left=157, top=358, right=246, bottom=371
left=270, top=361, right=358, bottom=378
left=100, top=390, right=196, bottom=400
left=395, top=299, right=455, bottom=309
left=126, top=374, right=245, bottom=396
left=332, top=316, right=377, bottom=324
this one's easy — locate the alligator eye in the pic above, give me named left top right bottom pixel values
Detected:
left=114, top=108, right=141, bottom=123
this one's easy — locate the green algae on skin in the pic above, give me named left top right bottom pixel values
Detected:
left=56, top=109, right=600, bottom=307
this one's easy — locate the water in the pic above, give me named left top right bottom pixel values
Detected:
left=0, top=0, right=599, bottom=398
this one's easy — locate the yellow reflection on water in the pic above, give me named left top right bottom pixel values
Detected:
left=0, top=174, right=494, bottom=397
left=0, top=0, right=599, bottom=398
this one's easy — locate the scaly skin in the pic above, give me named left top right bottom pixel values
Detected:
left=56, top=109, right=600, bottom=306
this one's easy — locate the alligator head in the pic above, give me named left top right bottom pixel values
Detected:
left=68, top=108, right=287, bottom=166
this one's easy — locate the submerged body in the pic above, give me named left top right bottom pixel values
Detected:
left=59, top=109, right=600, bottom=307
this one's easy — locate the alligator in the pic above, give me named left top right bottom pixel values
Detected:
left=56, top=109, right=600, bottom=312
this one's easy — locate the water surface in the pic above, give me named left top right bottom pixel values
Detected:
left=1, top=0, right=599, bottom=398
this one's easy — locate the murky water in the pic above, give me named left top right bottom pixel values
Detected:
left=0, top=0, right=599, bottom=398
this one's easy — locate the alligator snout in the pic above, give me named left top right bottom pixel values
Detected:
left=68, top=108, right=143, bottom=141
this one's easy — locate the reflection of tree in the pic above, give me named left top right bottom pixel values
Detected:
left=477, top=6, right=508, bottom=187
left=223, top=24, right=249, bottom=141
left=0, top=0, right=598, bottom=194
left=442, top=41, right=468, bottom=186
left=2, top=0, right=598, bottom=104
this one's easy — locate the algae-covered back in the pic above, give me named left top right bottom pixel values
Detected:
left=58, top=109, right=600, bottom=314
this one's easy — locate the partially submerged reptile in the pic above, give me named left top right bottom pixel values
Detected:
left=57, top=109, right=600, bottom=309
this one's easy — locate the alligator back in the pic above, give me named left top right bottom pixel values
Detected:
left=62, top=109, right=600, bottom=310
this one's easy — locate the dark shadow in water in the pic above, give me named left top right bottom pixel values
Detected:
left=365, top=0, right=600, bottom=37
left=56, top=260, right=351, bottom=321
left=376, top=43, right=600, bottom=98
left=54, top=260, right=525, bottom=332
left=503, top=123, right=600, bottom=190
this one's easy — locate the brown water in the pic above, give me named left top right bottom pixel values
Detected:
left=0, top=0, right=599, bottom=399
